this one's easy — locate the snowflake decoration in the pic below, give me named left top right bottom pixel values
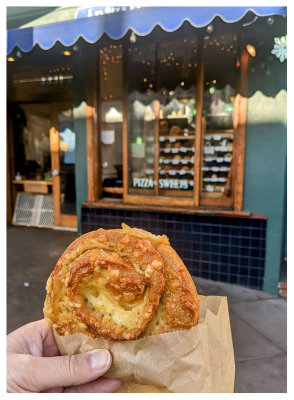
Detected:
left=271, top=35, right=287, bottom=62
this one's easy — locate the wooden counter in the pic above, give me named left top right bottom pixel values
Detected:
left=82, top=199, right=251, bottom=217
left=13, top=179, right=53, bottom=194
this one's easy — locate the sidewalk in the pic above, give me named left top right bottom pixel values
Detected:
left=7, top=226, right=287, bottom=393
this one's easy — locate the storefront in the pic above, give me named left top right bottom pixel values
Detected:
left=7, top=6, right=287, bottom=294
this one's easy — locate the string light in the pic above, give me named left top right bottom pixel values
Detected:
left=206, top=24, right=214, bottom=33
left=246, top=44, right=256, bottom=57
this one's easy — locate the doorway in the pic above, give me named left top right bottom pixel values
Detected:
left=8, top=101, right=77, bottom=230
left=50, top=103, right=77, bottom=229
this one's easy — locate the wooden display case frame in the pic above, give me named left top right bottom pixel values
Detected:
left=85, top=42, right=248, bottom=212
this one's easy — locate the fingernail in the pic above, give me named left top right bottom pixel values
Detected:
left=89, top=349, right=111, bottom=371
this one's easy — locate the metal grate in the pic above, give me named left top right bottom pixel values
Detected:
left=13, top=192, right=54, bottom=228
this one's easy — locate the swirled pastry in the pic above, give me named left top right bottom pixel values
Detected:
left=44, top=224, right=199, bottom=340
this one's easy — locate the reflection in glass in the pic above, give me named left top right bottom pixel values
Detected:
left=58, top=108, right=76, bottom=214
left=126, top=36, right=198, bottom=197
left=158, top=86, right=196, bottom=197
left=128, top=91, right=156, bottom=195
left=99, top=41, right=123, bottom=197
left=201, top=31, right=238, bottom=198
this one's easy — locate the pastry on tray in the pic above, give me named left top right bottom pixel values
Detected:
left=44, top=224, right=199, bottom=341
left=169, top=125, right=183, bottom=136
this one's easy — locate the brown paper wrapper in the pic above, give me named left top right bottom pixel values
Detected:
left=54, top=295, right=235, bottom=393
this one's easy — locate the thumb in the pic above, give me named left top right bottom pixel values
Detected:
left=23, top=349, right=112, bottom=392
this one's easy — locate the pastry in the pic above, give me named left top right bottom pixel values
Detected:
left=44, top=225, right=199, bottom=341
left=169, top=125, right=183, bottom=136
left=159, top=120, right=168, bottom=131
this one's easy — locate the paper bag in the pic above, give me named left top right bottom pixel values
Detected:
left=54, top=295, right=235, bottom=393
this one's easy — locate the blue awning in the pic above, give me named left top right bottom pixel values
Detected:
left=7, top=6, right=287, bottom=54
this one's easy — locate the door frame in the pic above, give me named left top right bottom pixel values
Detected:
left=50, top=102, right=77, bottom=229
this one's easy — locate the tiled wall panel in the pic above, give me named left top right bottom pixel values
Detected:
left=82, top=206, right=266, bottom=290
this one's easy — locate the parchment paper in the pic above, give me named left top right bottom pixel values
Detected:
left=54, top=295, right=235, bottom=393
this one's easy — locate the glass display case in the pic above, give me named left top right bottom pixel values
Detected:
left=126, top=36, right=198, bottom=201
left=98, top=42, right=124, bottom=197
left=199, top=31, right=239, bottom=206
left=93, top=30, right=245, bottom=210
left=201, top=85, right=235, bottom=198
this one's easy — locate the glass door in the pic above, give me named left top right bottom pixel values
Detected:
left=50, top=102, right=77, bottom=229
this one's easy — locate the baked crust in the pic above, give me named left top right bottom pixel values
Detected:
left=44, top=225, right=199, bottom=340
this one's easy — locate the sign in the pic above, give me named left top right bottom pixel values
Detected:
left=133, top=178, right=190, bottom=190
left=76, top=6, right=142, bottom=19
left=101, top=130, right=115, bottom=144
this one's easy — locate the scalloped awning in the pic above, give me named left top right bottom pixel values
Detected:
left=7, top=6, right=287, bottom=54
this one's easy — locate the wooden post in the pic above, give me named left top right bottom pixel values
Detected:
left=194, top=58, right=204, bottom=207
left=122, top=41, right=129, bottom=201
left=234, top=50, right=249, bottom=211
left=49, top=104, right=61, bottom=226
left=154, top=99, right=160, bottom=196
left=85, top=48, right=99, bottom=202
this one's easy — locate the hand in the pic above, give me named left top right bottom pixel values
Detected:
left=7, top=319, right=121, bottom=393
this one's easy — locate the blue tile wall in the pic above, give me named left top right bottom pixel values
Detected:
left=81, top=206, right=266, bottom=290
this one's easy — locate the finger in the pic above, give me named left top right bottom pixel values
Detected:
left=63, top=378, right=121, bottom=393
left=41, top=386, right=64, bottom=393
left=19, top=349, right=112, bottom=392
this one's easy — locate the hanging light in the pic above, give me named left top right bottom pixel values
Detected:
left=206, top=24, right=214, bottom=34
left=63, top=50, right=71, bottom=56
left=130, top=31, right=136, bottom=43
left=246, top=44, right=256, bottom=57
left=209, top=85, right=215, bottom=94
left=7, top=57, right=15, bottom=62
left=236, top=56, right=240, bottom=68
left=267, top=16, right=274, bottom=25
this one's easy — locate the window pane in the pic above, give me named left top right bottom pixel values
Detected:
left=58, top=108, right=76, bottom=215
left=201, top=32, right=238, bottom=198
left=157, top=37, right=197, bottom=197
left=127, top=43, right=156, bottom=196
left=98, top=41, right=123, bottom=198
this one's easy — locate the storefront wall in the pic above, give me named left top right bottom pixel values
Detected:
left=243, top=58, right=287, bottom=294
left=75, top=48, right=286, bottom=296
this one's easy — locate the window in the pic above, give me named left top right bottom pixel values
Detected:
left=92, top=27, right=246, bottom=210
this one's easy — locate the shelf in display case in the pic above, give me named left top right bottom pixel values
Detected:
left=159, top=157, right=194, bottom=165
left=160, top=147, right=195, bottom=153
left=166, top=115, right=189, bottom=119
left=205, top=129, right=234, bottom=134
left=159, top=135, right=194, bottom=141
